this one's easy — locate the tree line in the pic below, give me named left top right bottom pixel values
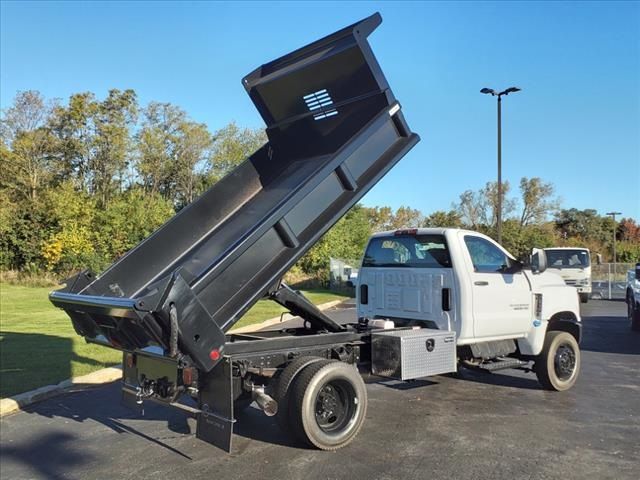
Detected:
left=1, top=90, right=638, bottom=283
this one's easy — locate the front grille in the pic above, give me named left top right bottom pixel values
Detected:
left=564, top=279, right=577, bottom=286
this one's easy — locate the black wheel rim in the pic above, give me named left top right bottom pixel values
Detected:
left=554, top=343, right=576, bottom=381
left=314, top=380, right=357, bottom=433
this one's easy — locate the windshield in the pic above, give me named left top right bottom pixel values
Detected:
left=546, top=249, right=590, bottom=268
left=362, top=234, right=451, bottom=268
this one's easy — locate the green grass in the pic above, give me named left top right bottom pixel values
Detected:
left=0, top=283, right=347, bottom=398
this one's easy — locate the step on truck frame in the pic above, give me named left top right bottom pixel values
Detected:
left=49, top=12, right=422, bottom=452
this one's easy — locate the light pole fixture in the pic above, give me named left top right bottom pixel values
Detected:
left=480, top=86, right=521, bottom=244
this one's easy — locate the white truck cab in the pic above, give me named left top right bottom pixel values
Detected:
left=543, top=247, right=592, bottom=303
left=357, top=228, right=582, bottom=390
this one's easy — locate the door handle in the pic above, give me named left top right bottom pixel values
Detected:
left=474, top=281, right=489, bottom=286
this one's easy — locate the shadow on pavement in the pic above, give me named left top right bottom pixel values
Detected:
left=453, top=368, right=542, bottom=390
left=581, top=315, right=640, bottom=355
left=1, top=432, right=94, bottom=480
left=16, top=383, right=194, bottom=461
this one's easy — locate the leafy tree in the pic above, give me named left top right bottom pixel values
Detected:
left=498, top=220, right=556, bottom=259
left=362, top=206, right=394, bottom=231
left=616, top=241, right=640, bottom=263
left=94, top=188, right=174, bottom=261
left=173, top=121, right=213, bottom=206
left=480, top=180, right=517, bottom=226
left=453, top=189, right=485, bottom=229
left=554, top=208, right=613, bottom=244
left=90, top=89, right=138, bottom=207
left=298, top=204, right=372, bottom=280
left=618, top=218, right=640, bottom=242
left=48, top=92, right=99, bottom=189
left=0, top=91, right=58, bottom=201
left=392, top=206, right=424, bottom=229
left=207, top=121, right=266, bottom=182
left=423, top=210, right=463, bottom=228
left=519, top=177, right=559, bottom=226
left=454, top=181, right=517, bottom=230
left=136, top=102, right=185, bottom=198
left=362, top=205, right=426, bottom=231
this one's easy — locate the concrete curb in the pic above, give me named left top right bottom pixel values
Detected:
left=229, top=298, right=346, bottom=333
left=0, top=298, right=349, bottom=417
left=0, top=367, right=122, bottom=418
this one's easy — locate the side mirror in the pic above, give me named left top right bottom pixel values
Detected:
left=530, top=248, right=547, bottom=274
left=596, top=253, right=602, bottom=265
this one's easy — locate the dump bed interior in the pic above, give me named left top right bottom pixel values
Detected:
left=50, top=13, right=420, bottom=372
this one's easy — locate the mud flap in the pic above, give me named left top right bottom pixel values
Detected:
left=196, top=359, right=236, bottom=452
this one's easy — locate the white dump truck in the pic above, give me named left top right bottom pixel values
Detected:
left=543, top=247, right=592, bottom=303
left=626, top=263, right=640, bottom=331
left=357, top=228, right=582, bottom=390
left=48, top=14, right=583, bottom=454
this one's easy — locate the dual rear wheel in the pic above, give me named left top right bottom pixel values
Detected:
left=275, top=357, right=367, bottom=450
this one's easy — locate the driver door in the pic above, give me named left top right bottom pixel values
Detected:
left=461, top=234, right=532, bottom=339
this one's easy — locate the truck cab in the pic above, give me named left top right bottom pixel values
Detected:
left=357, top=228, right=581, bottom=364
left=543, top=247, right=592, bottom=303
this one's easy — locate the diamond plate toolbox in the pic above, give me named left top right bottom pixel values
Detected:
left=371, top=329, right=457, bottom=380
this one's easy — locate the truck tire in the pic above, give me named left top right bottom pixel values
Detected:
left=273, top=356, right=326, bottom=432
left=628, top=297, right=640, bottom=332
left=535, top=331, right=581, bottom=391
left=289, top=360, right=367, bottom=450
left=579, top=293, right=589, bottom=304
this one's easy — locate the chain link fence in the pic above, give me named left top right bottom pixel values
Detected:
left=591, top=263, right=634, bottom=300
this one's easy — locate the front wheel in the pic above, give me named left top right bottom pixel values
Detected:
left=579, top=292, right=589, bottom=304
left=289, top=360, right=367, bottom=450
left=535, top=331, right=581, bottom=391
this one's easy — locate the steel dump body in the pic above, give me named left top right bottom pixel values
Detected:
left=50, top=13, right=419, bottom=373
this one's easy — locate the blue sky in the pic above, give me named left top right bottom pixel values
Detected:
left=2, top=1, right=639, bottom=219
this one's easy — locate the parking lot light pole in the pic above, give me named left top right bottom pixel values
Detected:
left=606, top=211, right=622, bottom=297
left=480, top=86, right=521, bottom=244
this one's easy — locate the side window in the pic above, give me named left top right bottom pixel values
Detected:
left=464, top=236, right=511, bottom=273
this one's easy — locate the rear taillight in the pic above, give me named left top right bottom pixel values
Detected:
left=182, top=367, right=195, bottom=386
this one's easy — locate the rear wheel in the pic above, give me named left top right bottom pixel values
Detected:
left=273, top=356, right=326, bottom=431
left=535, top=331, right=581, bottom=391
left=289, top=360, right=367, bottom=450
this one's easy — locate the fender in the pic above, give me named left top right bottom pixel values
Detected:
left=547, top=312, right=582, bottom=344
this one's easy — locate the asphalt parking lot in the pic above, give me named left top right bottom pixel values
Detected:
left=1, top=300, right=639, bottom=480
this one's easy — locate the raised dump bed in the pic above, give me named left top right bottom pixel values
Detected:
left=50, top=12, right=419, bottom=374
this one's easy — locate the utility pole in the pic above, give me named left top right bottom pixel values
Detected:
left=606, top=211, right=622, bottom=299
left=480, top=87, right=521, bottom=244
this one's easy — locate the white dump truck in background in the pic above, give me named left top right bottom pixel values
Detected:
left=543, top=247, right=591, bottom=303
left=357, top=228, right=582, bottom=391
left=626, top=263, right=640, bottom=331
